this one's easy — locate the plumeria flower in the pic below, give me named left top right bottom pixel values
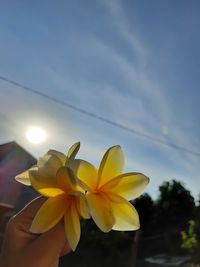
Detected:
left=15, top=142, right=90, bottom=251
left=71, top=145, right=149, bottom=233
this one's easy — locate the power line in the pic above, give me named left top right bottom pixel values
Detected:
left=0, top=75, right=200, bottom=158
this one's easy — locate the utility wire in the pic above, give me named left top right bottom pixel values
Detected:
left=0, top=75, right=200, bottom=158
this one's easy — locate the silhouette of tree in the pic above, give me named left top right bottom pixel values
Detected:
left=133, top=193, right=154, bottom=235
left=155, top=180, right=195, bottom=231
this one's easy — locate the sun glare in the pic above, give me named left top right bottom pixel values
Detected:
left=26, top=126, right=46, bottom=144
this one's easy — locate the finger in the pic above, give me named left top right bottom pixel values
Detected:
left=3, top=197, right=46, bottom=252
left=60, top=241, right=71, bottom=256
left=7, top=196, right=46, bottom=239
left=14, top=196, right=46, bottom=222
left=26, top=221, right=71, bottom=264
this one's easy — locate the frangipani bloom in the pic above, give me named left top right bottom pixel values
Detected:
left=15, top=142, right=90, bottom=251
left=71, top=145, right=149, bottom=233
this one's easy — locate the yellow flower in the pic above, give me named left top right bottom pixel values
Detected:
left=71, top=145, right=149, bottom=232
left=15, top=142, right=89, bottom=251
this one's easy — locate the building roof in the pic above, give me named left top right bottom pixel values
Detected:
left=0, top=141, right=38, bottom=209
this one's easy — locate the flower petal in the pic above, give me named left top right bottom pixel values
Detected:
left=75, top=194, right=90, bottom=219
left=56, top=167, right=78, bottom=193
left=36, top=188, right=65, bottom=197
left=108, top=194, right=140, bottom=231
left=98, top=145, right=124, bottom=187
left=15, top=169, right=32, bottom=185
left=101, top=173, right=149, bottom=201
left=37, top=153, right=63, bottom=179
left=29, top=169, right=64, bottom=197
left=70, top=159, right=98, bottom=191
left=86, top=193, right=115, bottom=232
left=29, top=155, right=64, bottom=196
left=30, top=194, right=68, bottom=233
left=47, top=150, right=66, bottom=165
left=67, top=142, right=80, bottom=160
left=64, top=202, right=80, bottom=251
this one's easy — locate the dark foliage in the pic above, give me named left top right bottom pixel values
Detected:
left=60, top=179, right=200, bottom=266
left=155, top=180, right=195, bottom=230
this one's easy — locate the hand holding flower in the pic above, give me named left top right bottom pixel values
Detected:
left=0, top=197, right=71, bottom=267
left=15, top=142, right=149, bottom=252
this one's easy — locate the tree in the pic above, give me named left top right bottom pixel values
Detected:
left=155, top=180, right=195, bottom=231
left=133, top=193, right=154, bottom=235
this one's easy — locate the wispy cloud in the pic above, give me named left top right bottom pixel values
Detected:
left=93, top=0, right=200, bottom=194
left=0, top=0, right=199, bottom=199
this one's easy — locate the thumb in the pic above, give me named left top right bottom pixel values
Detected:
left=28, top=221, right=71, bottom=261
left=3, top=197, right=46, bottom=253
left=3, top=197, right=71, bottom=256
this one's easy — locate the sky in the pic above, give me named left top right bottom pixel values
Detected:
left=0, top=0, right=200, bottom=199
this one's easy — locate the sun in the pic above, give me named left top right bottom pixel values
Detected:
left=26, top=126, right=47, bottom=144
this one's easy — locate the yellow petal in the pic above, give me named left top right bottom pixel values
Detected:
left=30, top=194, right=68, bottom=233
left=67, top=142, right=80, bottom=160
left=47, top=150, right=66, bottom=165
left=98, top=145, right=124, bottom=187
left=36, top=188, right=65, bottom=197
left=101, top=173, right=149, bottom=201
left=37, top=153, right=63, bottom=179
left=29, top=169, right=64, bottom=197
left=64, top=202, right=80, bottom=251
left=70, top=159, right=98, bottom=191
left=56, top=167, right=78, bottom=193
left=15, top=169, right=31, bottom=185
left=108, top=194, right=140, bottom=231
left=75, top=194, right=90, bottom=219
left=29, top=155, right=63, bottom=196
left=86, top=193, right=115, bottom=232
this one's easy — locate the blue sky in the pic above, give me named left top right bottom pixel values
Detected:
left=0, top=0, right=200, bottom=199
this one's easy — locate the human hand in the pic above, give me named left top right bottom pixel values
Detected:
left=0, top=197, right=71, bottom=267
